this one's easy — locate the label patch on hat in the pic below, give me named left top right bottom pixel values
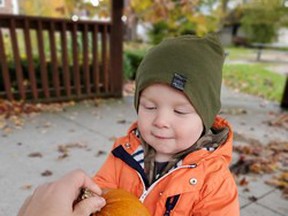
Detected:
left=171, top=73, right=187, bottom=91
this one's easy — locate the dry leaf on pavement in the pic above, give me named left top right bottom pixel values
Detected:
left=28, top=152, right=43, bottom=158
left=20, top=184, right=33, bottom=190
left=41, top=170, right=53, bottom=177
left=231, top=140, right=288, bottom=199
left=57, top=142, right=88, bottom=160
left=267, top=113, right=288, bottom=130
left=95, top=150, right=107, bottom=157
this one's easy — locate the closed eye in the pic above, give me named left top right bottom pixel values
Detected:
left=140, top=102, right=156, bottom=110
left=145, top=106, right=156, bottom=110
left=174, top=110, right=188, bottom=115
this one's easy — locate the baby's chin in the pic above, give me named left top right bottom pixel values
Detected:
left=155, top=153, right=172, bottom=162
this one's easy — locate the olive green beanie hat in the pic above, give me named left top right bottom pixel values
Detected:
left=134, top=33, right=225, bottom=133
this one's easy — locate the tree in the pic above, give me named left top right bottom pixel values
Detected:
left=64, top=0, right=110, bottom=19
left=126, top=0, right=223, bottom=43
left=19, top=0, right=67, bottom=17
left=19, top=0, right=111, bottom=19
left=240, top=0, right=288, bottom=43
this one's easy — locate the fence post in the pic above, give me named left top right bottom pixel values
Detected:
left=281, top=76, right=288, bottom=109
left=0, top=29, right=13, bottom=100
left=110, top=0, right=124, bottom=97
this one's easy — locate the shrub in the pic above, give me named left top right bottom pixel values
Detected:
left=123, top=49, right=146, bottom=80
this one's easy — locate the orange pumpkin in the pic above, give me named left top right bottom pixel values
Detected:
left=94, top=188, right=150, bottom=216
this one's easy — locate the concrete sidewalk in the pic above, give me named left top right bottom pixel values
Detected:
left=0, top=86, right=287, bottom=215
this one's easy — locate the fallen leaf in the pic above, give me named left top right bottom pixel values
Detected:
left=58, top=142, right=87, bottom=153
left=267, top=113, right=288, bottom=130
left=57, top=142, right=87, bottom=160
left=41, top=170, right=53, bottom=177
left=95, top=150, right=107, bottom=157
left=248, top=196, right=258, bottom=202
left=239, top=177, right=249, bottom=186
left=243, top=187, right=250, bottom=192
left=230, top=155, right=252, bottom=175
left=21, top=184, right=33, bottom=190
left=117, top=119, right=126, bottom=124
left=0, top=100, right=76, bottom=131
left=232, top=141, right=288, bottom=198
left=28, top=152, right=43, bottom=158
left=58, top=152, right=69, bottom=160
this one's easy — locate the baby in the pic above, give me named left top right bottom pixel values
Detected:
left=93, top=34, right=240, bottom=216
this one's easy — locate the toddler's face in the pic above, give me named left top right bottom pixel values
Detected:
left=137, top=83, right=203, bottom=162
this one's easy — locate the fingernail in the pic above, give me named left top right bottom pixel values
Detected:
left=100, top=197, right=106, bottom=205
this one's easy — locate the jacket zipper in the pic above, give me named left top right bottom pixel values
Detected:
left=138, top=164, right=197, bottom=202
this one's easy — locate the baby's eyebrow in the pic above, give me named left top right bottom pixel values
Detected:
left=140, top=94, right=151, bottom=100
left=175, top=103, right=196, bottom=111
left=175, top=102, right=192, bottom=107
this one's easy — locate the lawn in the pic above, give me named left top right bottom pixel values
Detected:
left=224, top=46, right=257, bottom=60
left=223, top=63, right=286, bottom=102
left=223, top=46, right=287, bottom=103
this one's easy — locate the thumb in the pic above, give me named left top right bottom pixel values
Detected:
left=73, top=196, right=106, bottom=216
left=17, top=196, right=32, bottom=216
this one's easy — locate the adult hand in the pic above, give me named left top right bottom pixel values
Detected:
left=18, top=169, right=106, bottom=216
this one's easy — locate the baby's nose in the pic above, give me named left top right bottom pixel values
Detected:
left=153, top=111, right=170, bottom=128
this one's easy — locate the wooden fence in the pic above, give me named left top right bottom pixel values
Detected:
left=0, top=0, right=123, bottom=103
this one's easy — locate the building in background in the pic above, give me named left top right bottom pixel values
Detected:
left=0, top=0, right=19, bottom=14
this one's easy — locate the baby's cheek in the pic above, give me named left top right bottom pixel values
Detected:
left=138, top=123, right=147, bottom=136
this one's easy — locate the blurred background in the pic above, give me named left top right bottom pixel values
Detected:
left=0, top=0, right=287, bottom=105
left=0, top=1, right=288, bottom=215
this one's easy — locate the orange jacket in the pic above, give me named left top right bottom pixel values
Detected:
left=93, top=116, right=240, bottom=216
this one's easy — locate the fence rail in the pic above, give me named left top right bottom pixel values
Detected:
left=0, top=0, right=123, bottom=103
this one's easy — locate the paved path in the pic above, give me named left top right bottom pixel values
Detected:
left=0, top=86, right=287, bottom=215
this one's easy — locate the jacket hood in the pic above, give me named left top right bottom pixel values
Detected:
left=183, top=116, right=233, bottom=165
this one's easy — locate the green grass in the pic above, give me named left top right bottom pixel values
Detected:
left=223, top=63, right=286, bottom=102
left=224, top=47, right=257, bottom=60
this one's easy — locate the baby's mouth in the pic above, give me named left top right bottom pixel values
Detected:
left=152, top=133, right=172, bottom=140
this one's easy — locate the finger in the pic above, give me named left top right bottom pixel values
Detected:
left=73, top=196, right=106, bottom=216
left=60, top=169, right=103, bottom=196
left=17, top=195, right=32, bottom=216
left=78, top=173, right=103, bottom=195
